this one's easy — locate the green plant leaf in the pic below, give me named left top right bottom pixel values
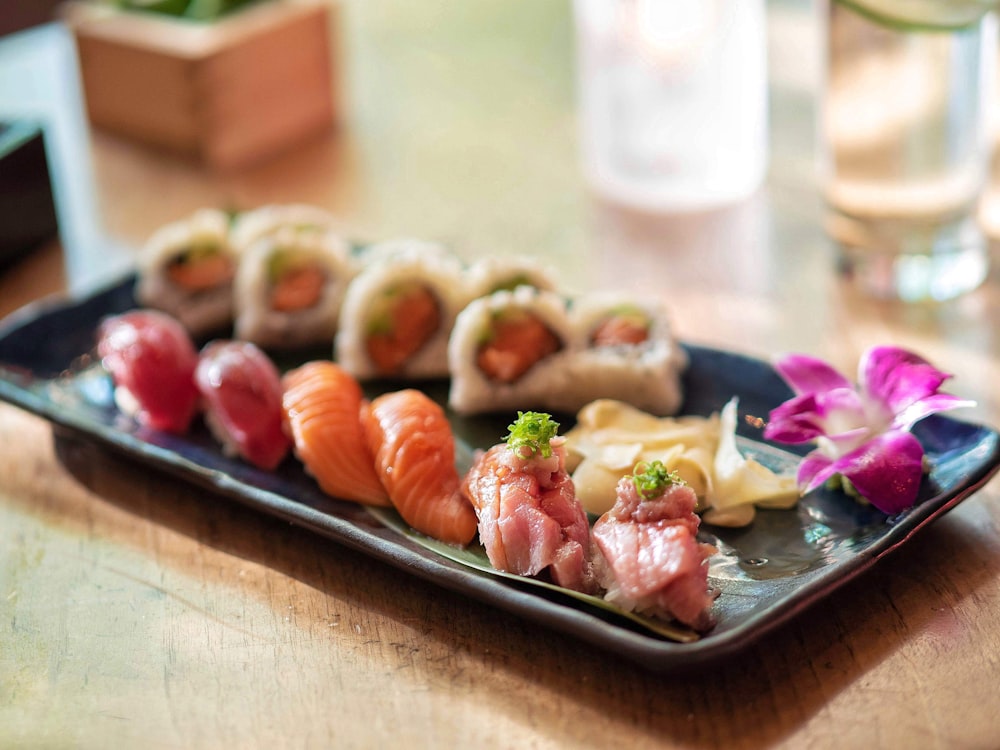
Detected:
left=366, top=505, right=701, bottom=644
left=835, top=0, right=995, bottom=32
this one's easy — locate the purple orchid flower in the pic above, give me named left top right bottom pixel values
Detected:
left=763, top=346, right=975, bottom=515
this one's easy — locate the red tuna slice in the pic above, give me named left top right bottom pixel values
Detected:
left=195, top=340, right=291, bottom=470
left=97, top=309, right=200, bottom=434
left=463, top=441, right=595, bottom=593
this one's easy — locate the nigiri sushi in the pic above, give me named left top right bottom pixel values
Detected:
left=461, top=411, right=596, bottom=593
left=194, top=340, right=290, bottom=470
left=362, top=389, right=477, bottom=545
left=281, top=361, right=389, bottom=506
left=97, top=309, right=200, bottom=434
left=591, top=461, right=716, bottom=632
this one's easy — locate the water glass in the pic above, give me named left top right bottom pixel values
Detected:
left=821, top=1, right=997, bottom=302
left=573, top=0, right=768, bottom=212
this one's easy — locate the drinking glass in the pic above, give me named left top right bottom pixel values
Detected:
left=574, top=0, right=768, bottom=212
left=821, top=0, right=997, bottom=302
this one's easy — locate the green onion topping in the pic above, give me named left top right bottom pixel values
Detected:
left=632, top=460, right=685, bottom=499
left=504, top=411, right=560, bottom=459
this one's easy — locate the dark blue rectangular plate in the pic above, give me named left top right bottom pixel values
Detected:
left=2, top=276, right=998, bottom=671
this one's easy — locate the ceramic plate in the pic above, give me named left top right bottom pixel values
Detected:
left=2, top=277, right=998, bottom=671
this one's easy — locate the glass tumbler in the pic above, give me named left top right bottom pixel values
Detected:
left=574, top=0, right=769, bottom=212
left=821, top=0, right=997, bottom=302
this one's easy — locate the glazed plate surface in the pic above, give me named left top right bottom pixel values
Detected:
left=2, top=277, right=998, bottom=671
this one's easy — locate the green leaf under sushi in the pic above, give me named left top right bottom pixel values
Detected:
left=366, top=506, right=701, bottom=644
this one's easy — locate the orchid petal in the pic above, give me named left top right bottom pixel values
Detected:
left=764, top=394, right=827, bottom=443
left=823, top=427, right=872, bottom=451
left=892, top=394, right=978, bottom=432
left=774, top=353, right=852, bottom=396
left=765, top=388, right=866, bottom=445
left=811, top=388, right=867, bottom=437
left=860, top=346, right=952, bottom=414
left=831, top=431, right=925, bottom=514
left=797, top=452, right=838, bottom=493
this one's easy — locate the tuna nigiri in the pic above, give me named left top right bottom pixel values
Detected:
left=461, top=411, right=596, bottom=593
left=362, top=389, right=477, bottom=545
left=194, top=340, right=290, bottom=470
left=97, top=309, right=200, bottom=434
left=591, top=461, right=716, bottom=632
left=282, top=361, right=389, bottom=506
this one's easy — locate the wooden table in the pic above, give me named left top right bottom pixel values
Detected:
left=3, top=2, right=1000, bottom=748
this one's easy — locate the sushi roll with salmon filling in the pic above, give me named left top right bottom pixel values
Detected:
left=229, top=203, right=341, bottom=254
left=336, top=251, right=468, bottom=380
left=233, top=227, right=355, bottom=350
left=135, top=208, right=237, bottom=337
left=462, top=411, right=597, bottom=593
left=591, top=461, right=717, bottom=632
left=447, top=286, right=573, bottom=416
left=465, top=256, right=558, bottom=299
left=557, top=292, right=687, bottom=417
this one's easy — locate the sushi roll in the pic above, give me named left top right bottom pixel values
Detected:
left=591, top=461, right=716, bottom=631
left=336, top=250, right=469, bottom=380
left=447, top=286, right=574, bottom=416
left=465, top=255, right=559, bottom=299
left=96, top=309, right=200, bottom=434
left=461, top=411, right=596, bottom=593
left=281, top=361, right=390, bottom=506
left=229, top=203, right=341, bottom=254
left=558, top=292, right=687, bottom=416
left=194, top=340, right=291, bottom=470
left=233, top=226, right=355, bottom=350
left=363, top=389, right=478, bottom=545
left=134, top=208, right=237, bottom=337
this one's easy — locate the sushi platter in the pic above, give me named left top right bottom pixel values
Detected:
left=2, top=274, right=999, bottom=671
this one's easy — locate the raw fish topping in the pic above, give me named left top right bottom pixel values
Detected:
left=592, top=465, right=715, bottom=631
left=96, top=310, right=200, bottom=434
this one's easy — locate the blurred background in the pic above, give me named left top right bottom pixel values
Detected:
left=0, top=0, right=994, bottom=353
left=0, top=0, right=820, bottom=292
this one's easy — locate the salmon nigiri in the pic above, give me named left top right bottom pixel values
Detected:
left=362, top=389, right=478, bottom=545
left=461, top=411, right=596, bottom=593
left=282, top=361, right=389, bottom=506
left=591, top=461, right=716, bottom=632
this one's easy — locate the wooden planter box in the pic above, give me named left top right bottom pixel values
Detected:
left=64, top=0, right=339, bottom=170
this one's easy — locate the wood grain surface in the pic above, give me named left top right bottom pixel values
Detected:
left=2, top=2, right=1000, bottom=748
